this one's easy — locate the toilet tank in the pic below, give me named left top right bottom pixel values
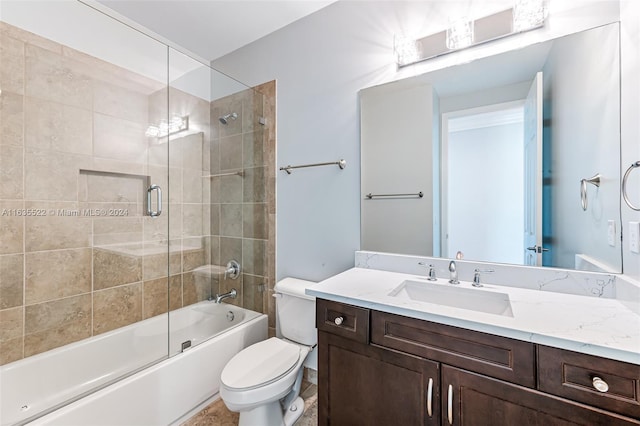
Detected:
left=275, top=278, right=317, bottom=345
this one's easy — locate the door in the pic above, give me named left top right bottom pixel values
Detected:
left=523, top=72, right=543, bottom=266
left=442, top=365, right=639, bottom=425
left=319, top=331, right=440, bottom=425
left=442, top=102, right=525, bottom=264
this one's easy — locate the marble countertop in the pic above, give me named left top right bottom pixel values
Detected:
left=306, top=267, right=640, bottom=365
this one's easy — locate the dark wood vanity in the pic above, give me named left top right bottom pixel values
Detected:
left=317, top=298, right=640, bottom=425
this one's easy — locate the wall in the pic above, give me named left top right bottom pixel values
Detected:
left=208, top=82, right=277, bottom=333
left=542, top=24, right=621, bottom=271
left=212, top=0, right=640, bottom=284
left=620, top=0, right=640, bottom=280
left=0, top=23, right=214, bottom=365
left=360, top=83, right=434, bottom=256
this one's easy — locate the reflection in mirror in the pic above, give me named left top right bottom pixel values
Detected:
left=360, top=23, right=621, bottom=273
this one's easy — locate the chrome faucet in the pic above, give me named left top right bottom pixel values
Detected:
left=472, top=269, right=494, bottom=287
left=418, top=262, right=437, bottom=281
left=448, top=260, right=459, bottom=285
left=214, top=288, right=237, bottom=304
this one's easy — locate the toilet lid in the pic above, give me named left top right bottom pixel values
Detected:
left=221, top=337, right=301, bottom=390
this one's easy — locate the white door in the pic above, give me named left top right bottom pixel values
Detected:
left=523, top=72, right=543, bottom=266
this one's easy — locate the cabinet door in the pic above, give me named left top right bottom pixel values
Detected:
left=319, top=331, right=440, bottom=426
left=442, top=365, right=640, bottom=426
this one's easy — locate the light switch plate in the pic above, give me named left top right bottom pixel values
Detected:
left=630, top=222, right=640, bottom=254
left=607, top=220, right=616, bottom=247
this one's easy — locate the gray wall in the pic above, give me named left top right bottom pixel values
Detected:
left=360, top=83, right=434, bottom=256
left=543, top=25, right=622, bottom=271
left=212, top=0, right=640, bottom=283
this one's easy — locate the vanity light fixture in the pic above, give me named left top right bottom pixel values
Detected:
left=393, top=35, right=420, bottom=67
left=145, top=115, right=189, bottom=138
left=513, top=0, right=546, bottom=32
left=395, top=0, right=546, bottom=67
left=446, top=17, right=474, bottom=50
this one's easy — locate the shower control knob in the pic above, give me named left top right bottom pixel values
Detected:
left=334, top=316, right=344, bottom=326
left=592, top=377, right=609, bottom=393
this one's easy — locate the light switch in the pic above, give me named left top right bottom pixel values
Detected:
left=630, top=222, right=640, bottom=254
left=607, top=220, right=616, bottom=247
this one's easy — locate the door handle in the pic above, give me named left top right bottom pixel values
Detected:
left=526, top=245, right=548, bottom=253
left=147, top=184, right=162, bottom=217
left=447, top=384, right=453, bottom=425
left=426, top=377, right=433, bottom=417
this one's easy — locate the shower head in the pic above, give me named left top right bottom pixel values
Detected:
left=219, top=112, right=238, bottom=125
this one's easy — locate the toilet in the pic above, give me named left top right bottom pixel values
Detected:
left=219, top=278, right=317, bottom=426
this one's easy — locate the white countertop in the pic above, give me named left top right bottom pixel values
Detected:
left=306, top=267, right=640, bottom=365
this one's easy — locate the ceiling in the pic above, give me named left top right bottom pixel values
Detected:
left=95, top=0, right=336, bottom=61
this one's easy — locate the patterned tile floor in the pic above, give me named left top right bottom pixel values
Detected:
left=181, top=382, right=317, bottom=426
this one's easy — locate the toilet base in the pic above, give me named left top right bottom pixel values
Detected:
left=283, top=396, right=305, bottom=426
left=238, top=400, right=283, bottom=426
left=237, top=396, right=305, bottom=426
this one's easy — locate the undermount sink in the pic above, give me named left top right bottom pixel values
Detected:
left=388, top=280, right=514, bottom=317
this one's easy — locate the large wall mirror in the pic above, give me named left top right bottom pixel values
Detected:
left=360, top=23, right=622, bottom=273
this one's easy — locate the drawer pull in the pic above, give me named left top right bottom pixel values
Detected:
left=334, top=316, right=344, bottom=326
left=426, top=378, right=433, bottom=417
left=592, top=376, right=609, bottom=393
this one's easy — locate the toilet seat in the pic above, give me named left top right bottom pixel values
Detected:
left=221, top=337, right=301, bottom=391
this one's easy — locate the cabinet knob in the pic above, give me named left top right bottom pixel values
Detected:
left=334, top=316, right=344, bottom=326
left=592, top=376, right=609, bottom=393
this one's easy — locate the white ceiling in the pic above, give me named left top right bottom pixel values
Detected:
left=95, top=0, right=336, bottom=61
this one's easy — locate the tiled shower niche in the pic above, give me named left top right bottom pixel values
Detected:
left=0, top=22, right=276, bottom=366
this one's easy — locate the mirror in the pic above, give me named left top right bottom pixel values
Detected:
left=360, top=23, right=622, bottom=273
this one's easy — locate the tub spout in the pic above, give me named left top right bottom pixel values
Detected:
left=214, top=288, right=237, bottom=304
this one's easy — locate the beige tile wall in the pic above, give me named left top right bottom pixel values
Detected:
left=0, top=23, right=219, bottom=366
left=209, top=81, right=276, bottom=334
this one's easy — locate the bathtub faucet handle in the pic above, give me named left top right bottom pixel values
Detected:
left=224, top=260, right=241, bottom=280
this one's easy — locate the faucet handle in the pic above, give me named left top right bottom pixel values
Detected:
left=224, top=260, right=241, bottom=280
left=418, top=262, right=437, bottom=281
left=472, top=268, right=494, bottom=287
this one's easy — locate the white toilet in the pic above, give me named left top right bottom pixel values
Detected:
left=220, top=278, right=317, bottom=426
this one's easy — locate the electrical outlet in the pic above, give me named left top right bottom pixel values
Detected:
left=630, top=222, right=640, bottom=254
left=607, top=220, right=616, bottom=247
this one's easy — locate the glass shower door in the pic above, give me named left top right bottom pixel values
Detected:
left=166, top=48, right=268, bottom=354
left=0, top=2, right=171, bottom=423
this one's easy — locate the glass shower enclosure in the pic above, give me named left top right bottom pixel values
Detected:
left=0, top=1, right=268, bottom=423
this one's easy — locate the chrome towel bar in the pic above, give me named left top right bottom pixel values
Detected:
left=279, top=159, right=346, bottom=174
left=203, top=171, right=244, bottom=178
left=366, top=191, right=424, bottom=199
left=622, top=161, right=640, bottom=211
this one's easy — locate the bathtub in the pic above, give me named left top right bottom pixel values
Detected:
left=0, top=302, right=267, bottom=426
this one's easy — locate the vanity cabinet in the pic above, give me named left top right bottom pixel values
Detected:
left=317, top=299, right=640, bottom=425
left=319, top=331, right=441, bottom=425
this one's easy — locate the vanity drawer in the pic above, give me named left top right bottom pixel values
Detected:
left=316, top=299, right=369, bottom=344
left=538, top=345, right=640, bottom=419
left=371, top=311, right=536, bottom=387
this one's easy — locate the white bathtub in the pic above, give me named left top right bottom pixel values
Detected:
left=0, top=302, right=267, bottom=426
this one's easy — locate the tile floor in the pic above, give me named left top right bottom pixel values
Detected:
left=181, top=382, right=317, bottom=426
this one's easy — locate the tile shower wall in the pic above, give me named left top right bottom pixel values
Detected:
left=209, top=81, right=276, bottom=334
left=0, top=23, right=216, bottom=365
